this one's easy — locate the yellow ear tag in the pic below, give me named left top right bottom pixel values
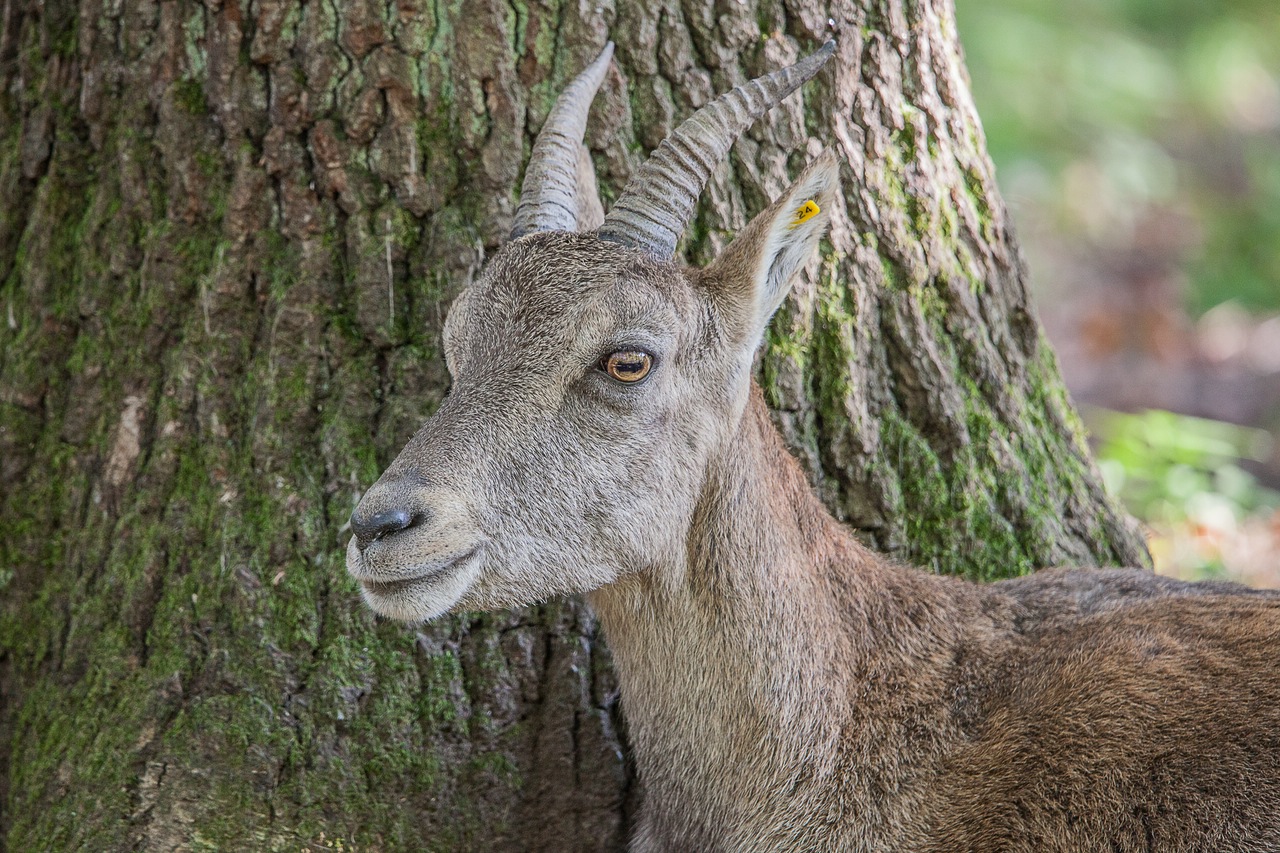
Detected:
left=788, top=199, right=820, bottom=230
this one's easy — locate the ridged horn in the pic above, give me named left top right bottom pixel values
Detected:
left=597, top=40, right=836, bottom=259
left=510, top=42, right=614, bottom=239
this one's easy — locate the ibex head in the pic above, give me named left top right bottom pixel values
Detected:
left=348, top=42, right=839, bottom=622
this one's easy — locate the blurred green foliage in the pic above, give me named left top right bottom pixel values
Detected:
left=1093, top=408, right=1278, bottom=525
left=957, top=0, right=1280, bottom=314
left=1090, top=408, right=1280, bottom=579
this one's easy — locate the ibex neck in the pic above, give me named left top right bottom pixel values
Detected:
left=589, top=386, right=890, bottom=844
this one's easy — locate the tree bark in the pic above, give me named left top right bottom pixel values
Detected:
left=0, top=0, right=1149, bottom=849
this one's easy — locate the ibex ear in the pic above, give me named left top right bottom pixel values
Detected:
left=703, top=150, right=840, bottom=346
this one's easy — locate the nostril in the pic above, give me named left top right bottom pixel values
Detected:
left=352, top=507, right=419, bottom=549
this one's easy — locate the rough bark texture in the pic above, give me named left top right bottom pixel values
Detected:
left=0, top=0, right=1149, bottom=849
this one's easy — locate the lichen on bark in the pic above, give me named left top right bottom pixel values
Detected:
left=0, top=0, right=1145, bottom=849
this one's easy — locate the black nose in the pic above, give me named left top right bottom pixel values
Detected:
left=351, top=507, right=418, bottom=550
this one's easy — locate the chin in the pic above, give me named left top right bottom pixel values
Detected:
left=357, top=552, right=485, bottom=623
left=455, top=554, right=627, bottom=613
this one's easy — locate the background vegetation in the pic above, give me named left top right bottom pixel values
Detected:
left=958, top=0, right=1280, bottom=583
left=959, top=0, right=1280, bottom=314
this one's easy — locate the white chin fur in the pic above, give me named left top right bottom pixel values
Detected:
left=357, top=554, right=484, bottom=623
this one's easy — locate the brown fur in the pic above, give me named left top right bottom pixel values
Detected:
left=348, top=151, right=1280, bottom=851
left=595, top=389, right=1280, bottom=851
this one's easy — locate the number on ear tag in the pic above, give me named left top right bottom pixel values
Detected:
left=788, top=200, right=821, bottom=229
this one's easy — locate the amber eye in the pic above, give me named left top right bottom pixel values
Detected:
left=602, top=350, right=653, bottom=383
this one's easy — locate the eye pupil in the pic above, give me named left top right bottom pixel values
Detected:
left=604, top=351, right=653, bottom=382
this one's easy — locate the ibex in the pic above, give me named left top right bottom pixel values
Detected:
left=347, top=41, right=1280, bottom=851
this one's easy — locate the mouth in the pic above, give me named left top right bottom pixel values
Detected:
left=357, top=545, right=483, bottom=598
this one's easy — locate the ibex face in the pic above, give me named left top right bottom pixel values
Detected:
left=347, top=235, right=734, bottom=622
left=347, top=42, right=838, bottom=622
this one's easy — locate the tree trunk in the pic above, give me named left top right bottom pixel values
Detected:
left=0, top=0, right=1149, bottom=849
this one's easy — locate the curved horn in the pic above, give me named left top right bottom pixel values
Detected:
left=510, top=42, right=615, bottom=239
left=597, top=40, right=836, bottom=259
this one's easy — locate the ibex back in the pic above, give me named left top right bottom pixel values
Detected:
left=347, top=41, right=1280, bottom=852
